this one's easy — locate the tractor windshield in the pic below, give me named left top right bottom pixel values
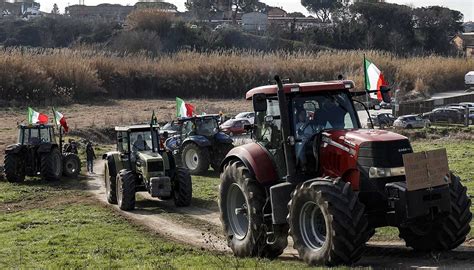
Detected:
left=19, top=127, right=53, bottom=145
left=292, top=92, right=359, bottom=139
left=196, top=118, right=218, bottom=136
left=130, top=131, right=152, bottom=152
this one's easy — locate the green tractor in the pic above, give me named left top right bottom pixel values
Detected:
left=103, top=124, right=192, bottom=211
left=4, top=124, right=81, bottom=182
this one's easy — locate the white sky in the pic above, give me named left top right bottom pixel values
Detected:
left=37, top=0, right=473, bottom=21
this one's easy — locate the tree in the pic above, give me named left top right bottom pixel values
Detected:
left=51, top=3, right=59, bottom=15
left=185, top=0, right=218, bottom=21
left=287, top=12, right=306, bottom=18
left=414, top=6, right=464, bottom=54
left=301, top=0, right=342, bottom=23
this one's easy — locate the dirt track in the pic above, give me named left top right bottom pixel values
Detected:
left=89, top=160, right=474, bottom=268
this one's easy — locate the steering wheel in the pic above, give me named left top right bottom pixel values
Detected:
left=298, top=120, right=319, bottom=136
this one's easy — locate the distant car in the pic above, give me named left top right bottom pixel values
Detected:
left=422, top=108, right=463, bottom=124
left=220, top=119, right=251, bottom=136
left=367, top=113, right=396, bottom=128
left=379, top=102, right=392, bottom=109
left=459, top=102, right=474, bottom=109
left=393, top=115, right=430, bottom=129
left=234, top=112, right=255, bottom=124
left=465, top=71, right=474, bottom=89
left=161, top=121, right=181, bottom=136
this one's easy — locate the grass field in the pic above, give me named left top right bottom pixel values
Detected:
left=0, top=179, right=309, bottom=269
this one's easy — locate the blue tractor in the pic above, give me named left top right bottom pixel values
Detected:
left=165, top=115, right=234, bottom=175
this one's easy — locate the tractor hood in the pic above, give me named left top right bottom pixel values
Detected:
left=137, top=151, right=163, bottom=161
left=323, top=129, right=408, bottom=149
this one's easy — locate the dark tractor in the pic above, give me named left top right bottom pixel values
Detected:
left=219, top=77, right=471, bottom=266
left=4, top=124, right=81, bottom=182
left=103, top=124, right=192, bottom=211
left=166, top=115, right=234, bottom=175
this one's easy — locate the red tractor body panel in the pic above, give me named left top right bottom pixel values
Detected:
left=223, top=143, right=279, bottom=185
left=319, top=129, right=408, bottom=190
left=246, top=81, right=357, bottom=100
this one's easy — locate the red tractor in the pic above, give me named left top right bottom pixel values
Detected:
left=219, top=76, right=471, bottom=266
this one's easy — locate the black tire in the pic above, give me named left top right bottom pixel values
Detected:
left=398, top=173, right=472, bottom=251
left=116, top=169, right=136, bottom=211
left=181, top=143, right=210, bottom=175
left=104, top=159, right=117, bottom=204
left=62, top=153, right=81, bottom=178
left=4, top=152, right=25, bottom=183
left=219, top=160, right=288, bottom=259
left=406, top=124, right=413, bottom=129
left=173, top=167, right=192, bottom=207
left=41, top=147, right=62, bottom=181
left=288, top=179, right=370, bottom=266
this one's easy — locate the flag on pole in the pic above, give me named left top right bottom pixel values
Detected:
left=176, top=97, right=194, bottom=118
left=53, top=108, right=69, bottom=132
left=28, top=107, right=49, bottom=124
left=364, top=57, right=388, bottom=101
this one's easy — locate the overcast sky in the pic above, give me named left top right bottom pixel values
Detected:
left=37, top=0, right=473, bottom=22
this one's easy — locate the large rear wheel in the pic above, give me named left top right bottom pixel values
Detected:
left=288, top=179, right=370, bottom=266
left=104, top=159, right=117, bottom=204
left=219, top=160, right=288, bottom=259
left=181, top=143, right=210, bottom=175
left=116, top=170, right=136, bottom=211
left=62, top=153, right=81, bottom=178
left=173, top=167, right=192, bottom=207
left=4, top=151, right=25, bottom=183
left=398, top=173, right=472, bottom=251
left=41, top=147, right=62, bottom=181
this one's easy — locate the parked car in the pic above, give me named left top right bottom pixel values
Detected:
left=465, top=71, right=474, bottom=89
left=233, top=111, right=255, bottom=124
left=393, top=115, right=430, bottom=129
left=220, top=119, right=251, bottom=136
left=367, top=113, right=396, bottom=128
left=379, top=101, right=392, bottom=109
left=459, top=102, right=474, bottom=109
left=422, top=108, right=463, bottom=124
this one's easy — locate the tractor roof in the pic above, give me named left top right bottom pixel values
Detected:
left=18, top=124, right=54, bottom=129
left=115, top=124, right=159, bottom=132
left=245, top=80, right=356, bottom=100
left=177, top=115, right=220, bottom=122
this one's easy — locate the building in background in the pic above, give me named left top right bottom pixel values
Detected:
left=135, top=0, right=177, bottom=13
left=1, top=0, right=40, bottom=18
left=242, top=12, right=268, bottom=33
left=452, top=33, right=474, bottom=58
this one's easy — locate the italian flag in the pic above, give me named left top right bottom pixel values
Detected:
left=28, top=107, right=49, bottom=124
left=176, top=97, right=194, bottom=118
left=53, top=108, right=69, bottom=133
left=364, top=58, right=388, bottom=101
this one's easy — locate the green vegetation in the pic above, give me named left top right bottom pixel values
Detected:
left=0, top=179, right=307, bottom=268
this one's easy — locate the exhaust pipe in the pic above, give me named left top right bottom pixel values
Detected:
left=274, top=75, right=297, bottom=183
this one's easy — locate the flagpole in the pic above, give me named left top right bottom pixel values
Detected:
left=363, top=55, right=370, bottom=108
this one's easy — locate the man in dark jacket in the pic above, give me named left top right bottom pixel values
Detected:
left=86, top=142, right=96, bottom=174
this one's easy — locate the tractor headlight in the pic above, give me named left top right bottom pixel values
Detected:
left=369, top=167, right=405, bottom=178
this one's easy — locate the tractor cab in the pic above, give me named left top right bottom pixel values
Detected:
left=18, top=124, right=57, bottom=146
left=177, top=115, right=221, bottom=138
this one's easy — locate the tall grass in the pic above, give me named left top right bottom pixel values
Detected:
left=0, top=47, right=472, bottom=105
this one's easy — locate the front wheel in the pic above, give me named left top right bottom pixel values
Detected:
left=173, top=167, right=192, bottom=207
left=116, top=170, right=136, bottom=211
left=104, top=159, right=117, bottom=204
left=398, top=173, right=472, bottom=251
left=62, top=153, right=81, bottom=178
left=288, top=179, right=370, bottom=266
left=219, top=160, right=288, bottom=259
left=181, top=143, right=210, bottom=175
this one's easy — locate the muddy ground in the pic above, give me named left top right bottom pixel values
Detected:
left=89, top=160, right=474, bottom=269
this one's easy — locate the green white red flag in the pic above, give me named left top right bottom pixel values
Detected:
left=364, top=57, right=388, bottom=101
left=176, top=97, right=194, bottom=118
left=28, top=107, right=48, bottom=124
left=53, top=108, right=69, bottom=132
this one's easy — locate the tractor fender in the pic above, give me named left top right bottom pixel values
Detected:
left=5, top=144, right=23, bottom=154
left=37, top=143, right=57, bottom=153
left=220, top=142, right=279, bottom=186
left=182, top=136, right=211, bottom=148
left=214, top=132, right=233, bottom=144
left=103, top=151, right=123, bottom=177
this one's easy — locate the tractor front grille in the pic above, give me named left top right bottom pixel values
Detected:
left=148, top=161, right=164, bottom=173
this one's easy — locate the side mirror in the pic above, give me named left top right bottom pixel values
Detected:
left=380, top=86, right=391, bottom=104
left=264, top=115, right=274, bottom=123
left=253, top=93, right=267, bottom=112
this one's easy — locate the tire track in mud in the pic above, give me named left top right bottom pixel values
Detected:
left=88, top=160, right=474, bottom=268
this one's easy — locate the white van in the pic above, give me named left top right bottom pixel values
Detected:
left=466, top=71, right=474, bottom=89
